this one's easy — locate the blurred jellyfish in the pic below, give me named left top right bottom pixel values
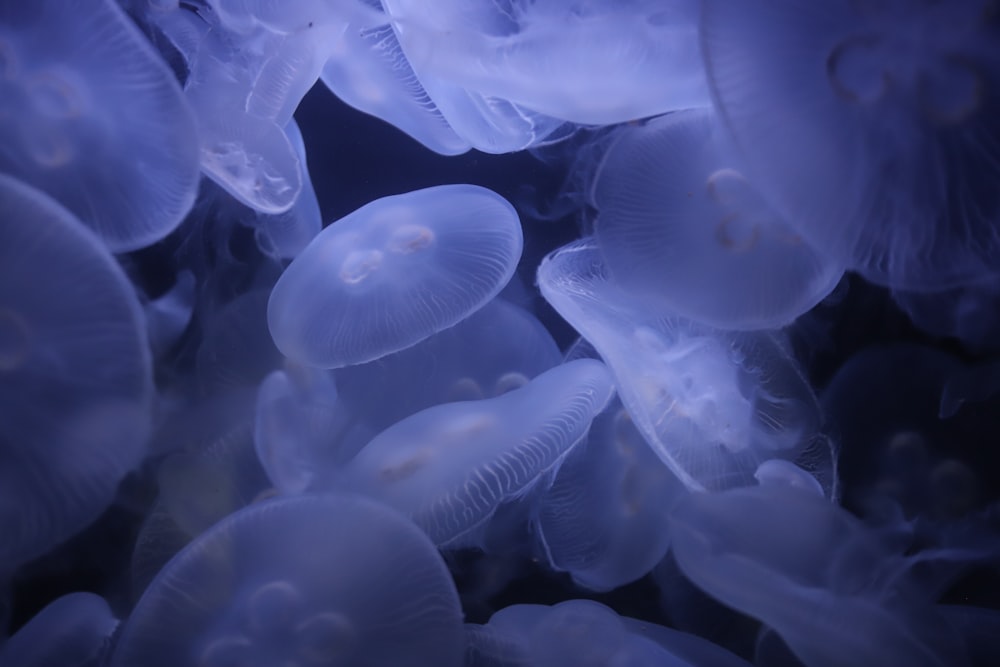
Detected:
left=332, top=297, right=561, bottom=434
left=268, top=184, right=523, bottom=368
left=669, top=483, right=972, bottom=667
left=0, top=0, right=200, bottom=251
left=699, top=0, right=1000, bottom=290
left=0, top=175, right=153, bottom=569
left=538, top=239, right=833, bottom=494
left=0, top=592, right=118, bottom=667
left=535, top=399, right=685, bottom=592
left=384, top=0, right=709, bottom=125
left=113, top=494, right=465, bottom=667
left=333, top=359, right=615, bottom=547
left=591, top=108, right=843, bottom=330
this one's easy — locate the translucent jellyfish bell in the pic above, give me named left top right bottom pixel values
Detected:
left=332, top=297, right=562, bottom=434
left=385, top=0, right=710, bottom=125
left=0, top=175, right=153, bottom=569
left=700, top=0, right=1000, bottom=290
left=112, top=494, right=465, bottom=667
left=268, top=185, right=523, bottom=368
left=335, top=359, right=616, bottom=547
left=669, top=484, right=971, bottom=667
left=0, top=0, right=200, bottom=251
left=592, top=108, right=844, bottom=330
left=538, top=239, right=833, bottom=493
left=535, top=400, right=685, bottom=592
left=320, top=0, right=470, bottom=156
left=0, top=592, right=118, bottom=667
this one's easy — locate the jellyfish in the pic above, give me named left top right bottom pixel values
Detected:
left=0, top=592, right=118, bottom=667
left=268, top=184, right=523, bottom=369
left=591, top=108, right=844, bottom=330
left=333, top=359, right=615, bottom=547
left=535, top=399, right=685, bottom=592
left=0, top=0, right=200, bottom=251
left=332, top=297, right=561, bottom=434
left=0, top=175, right=153, bottom=570
left=246, top=120, right=323, bottom=260
left=537, top=239, right=832, bottom=493
left=376, top=0, right=568, bottom=153
left=319, top=0, right=470, bottom=156
left=669, top=483, right=972, bottom=667
left=112, top=494, right=465, bottom=667
left=699, top=0, right=1000, bottom=290
left=383, top=0, right=710, bottom=125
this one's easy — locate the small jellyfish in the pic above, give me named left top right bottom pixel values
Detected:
left=536, top=400, right=685, bottom=592
left=700, top=0, right=1000, bottom=290
left=268, top=185, right=523, bottom=368
left=333, top=359, right=615, bottom=547
left=592, top=108, right=844, bottom=330
left=0, top=0, right=200, bottom=251
left=538, top=239, right=830, bottom=493
left=0, top=175, right=153, bottom=569
left=112, top=494, right=465, bottom=667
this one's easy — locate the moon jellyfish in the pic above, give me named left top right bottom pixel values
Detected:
left=0, top=0, right=199, bottom=251
left=669, top=484, right=971, bottom=667
left=0, top=175, right=153, bottom=569
left=592, top=108, right=843, bottom=330
left=385, top=0, right=710, bottom=125
left=268, top=185, right=523, bottom=368
left=332, top=297, right=561, bottom=434
left=254, top=364, right=373, bottom=494
left=246, top=120, right=323, bottom=260
left=535, top=400, right=684, bottom=592
left=334, top=359, right=615, bottom=547
left=700, top=0, right=1000, bottom=290
left=112, top=494, right=465, bottom=667
left=0, top=592, right=118, bottom=667
left=379, top=0, right=567, bottom=153
left=320, top=0, right=469, bottom=156
left=538, top=239, right=832, bottom=493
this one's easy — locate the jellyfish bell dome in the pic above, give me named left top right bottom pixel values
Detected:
left=700, top=0, right=1000, bottom=291
left=267, top=184, right=523, bottom=369
left=111, top=493, right=465, bottom=667
left=0, top=0, right=200, bottom=251
left=0, top=174, right=153, bottom=569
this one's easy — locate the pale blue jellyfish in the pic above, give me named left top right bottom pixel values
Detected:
left=383, top=0, right=710, bottom=125
left=0, top=0, right=200, bottom=251
left=334, top=359, right=615, bottom=547
left=268, top=184, right=523, bottom=368
left=592, top=108, right=843, bottom=330
left=700, top=0, right=1000, bottom=290
left=0, top=175, right=153, bottom=570
left=112, top=494, right=465, bottom=667
left=0, top=592, right=118, bottom=667
left=538, top=239, right=833, bottom=493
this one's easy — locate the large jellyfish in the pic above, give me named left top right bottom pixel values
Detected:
left=112, top=494, right=465, bottom=667
left=592, top=108, right=843, bottom=330
left=0, top=0, right=200, bottom=251
left=267, top=184, right=523, bottom=368
left=382, top=0, right=710, bottom=125
left=699, top=0, right=1000, bottom=290
left=0, top=175, right=153, bottom=570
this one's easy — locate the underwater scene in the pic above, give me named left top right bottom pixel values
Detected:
left=1, top=1, right=1000, bottom=665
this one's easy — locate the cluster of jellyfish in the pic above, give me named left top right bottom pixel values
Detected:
left=1, top=0, right=999, bottom=666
